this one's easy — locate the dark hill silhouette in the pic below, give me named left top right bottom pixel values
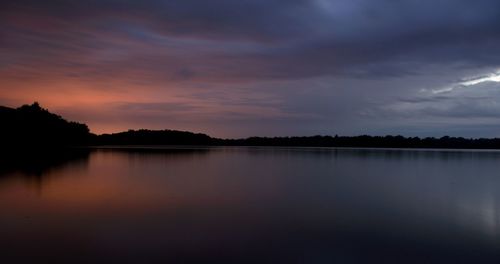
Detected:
left=97, top=129, right=213, bottom=145
left=3, top=102, right=500, bottom=149
left=0, top=102, right=93, bottom=147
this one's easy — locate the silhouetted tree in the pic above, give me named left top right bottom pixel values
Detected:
left=3, top=102, right=500, bottom=149
left=0, top=102, right=93, bottom=148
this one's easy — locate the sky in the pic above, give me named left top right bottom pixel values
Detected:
left=2, top=0, right=500, bottom=138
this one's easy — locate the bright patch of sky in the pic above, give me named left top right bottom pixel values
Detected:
left=432, top=69, right=500, bottom=94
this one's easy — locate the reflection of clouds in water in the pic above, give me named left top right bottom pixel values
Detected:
left=480, top=197, right=500, bottom=236
left=1, top=148, right=500, bottom=263
left=321, top=149, right=500, bottom=241
left=453, top=177, right=500, bottom=238
left=456, top=190, right=500, bottom=237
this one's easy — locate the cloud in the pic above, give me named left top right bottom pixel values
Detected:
left=2, top=0, right=500, bottom=82
left=374, top=69, right=500, bottom=136
left=2, top=0, right=500, bottom=136
left=431, top=70, right=500, bottom=94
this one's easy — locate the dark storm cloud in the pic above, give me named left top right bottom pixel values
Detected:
left=3, top=0, right=500, bottom=80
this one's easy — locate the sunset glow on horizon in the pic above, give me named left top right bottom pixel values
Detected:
left=2, top=0, right=500, bottom=137
left=4, top=2, right=500, bottom=263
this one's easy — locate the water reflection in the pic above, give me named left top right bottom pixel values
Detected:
left=0, top=148, right=91, bottom=194
left=0, top=147, right=499, bottom=263
left=0, top=148, right=91, bottom=177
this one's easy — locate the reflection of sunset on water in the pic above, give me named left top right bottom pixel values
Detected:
left=1, top=148, right=500, bottom=263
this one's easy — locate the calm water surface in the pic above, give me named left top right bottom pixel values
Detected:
left=1, top=147, right=500, bottom=263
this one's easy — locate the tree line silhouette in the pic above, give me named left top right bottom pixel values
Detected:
left=0, top=102, right=92, bottom=147
left=4, top=102, right=500, bottom=149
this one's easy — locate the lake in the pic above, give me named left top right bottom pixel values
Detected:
left=1, top=147, right=500, bottom=263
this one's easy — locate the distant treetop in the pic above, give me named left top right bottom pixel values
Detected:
left=3, top=102, right=500, bottom=149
